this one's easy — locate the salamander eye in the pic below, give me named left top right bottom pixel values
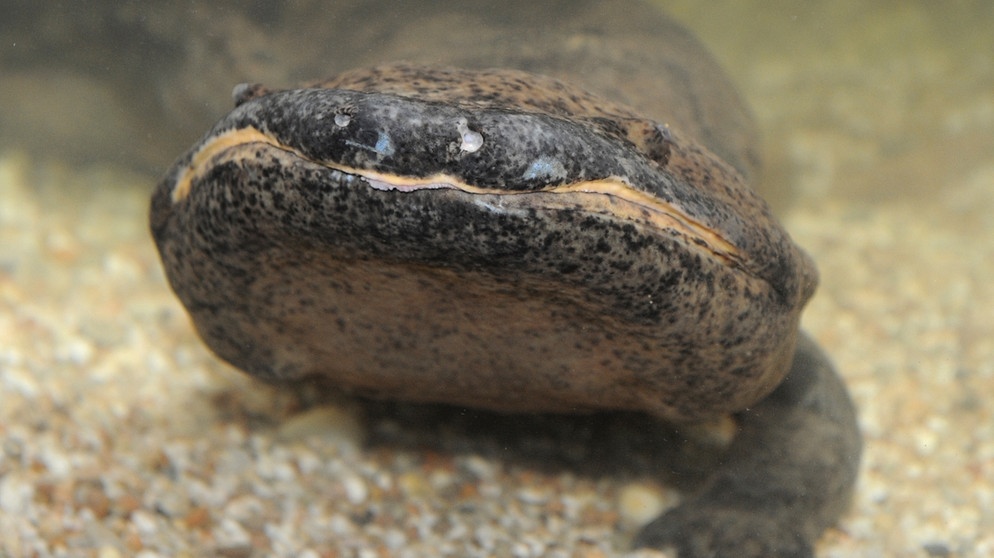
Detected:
left=456, top=118, right=484, bottom=153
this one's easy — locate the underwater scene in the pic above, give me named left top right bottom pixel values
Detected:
left=1, top=1, right=992, bottom=556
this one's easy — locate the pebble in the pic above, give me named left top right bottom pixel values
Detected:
left=130, top=510, right=159, bottom=537
left=224, top=495, right=265, bottom=529
left=277, top=404, right=365, bottom=453
left=341, top=472, right=369, bottom=505
left=517, top=486, right=550, bottom=505
left=151, top=488, right=190, bottom=518
left=618, top=482, right=668, bottom=526
left=0, top=474, right=34, bottom=514
left=213, top=518, right=252, bottom=550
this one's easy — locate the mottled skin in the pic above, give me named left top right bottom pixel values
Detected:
left=152, top=68, right=814, bottom=420
left=150, top=5, right=861, bottom=557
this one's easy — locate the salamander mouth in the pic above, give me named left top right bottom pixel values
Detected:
left=171, top=126, right=748, bottom=271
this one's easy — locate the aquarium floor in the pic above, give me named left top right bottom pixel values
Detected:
left=2, top=135, right=993, bottom=557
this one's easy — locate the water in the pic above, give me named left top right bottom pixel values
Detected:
left=1, top=1, right=992, bottom=555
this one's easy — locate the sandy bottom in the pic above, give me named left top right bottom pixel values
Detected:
left=2, top=144, right=993, bottom=558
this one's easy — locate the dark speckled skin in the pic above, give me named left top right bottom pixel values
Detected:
left=150, top=5, right=860, bottom=557
left=152, top=69, right=814, bottom=421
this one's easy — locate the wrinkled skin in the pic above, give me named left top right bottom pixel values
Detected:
left=150, top=1, right=861, bottom=556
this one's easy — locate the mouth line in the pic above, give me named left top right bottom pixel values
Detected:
left=173, top=126, right=746, bottom=269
